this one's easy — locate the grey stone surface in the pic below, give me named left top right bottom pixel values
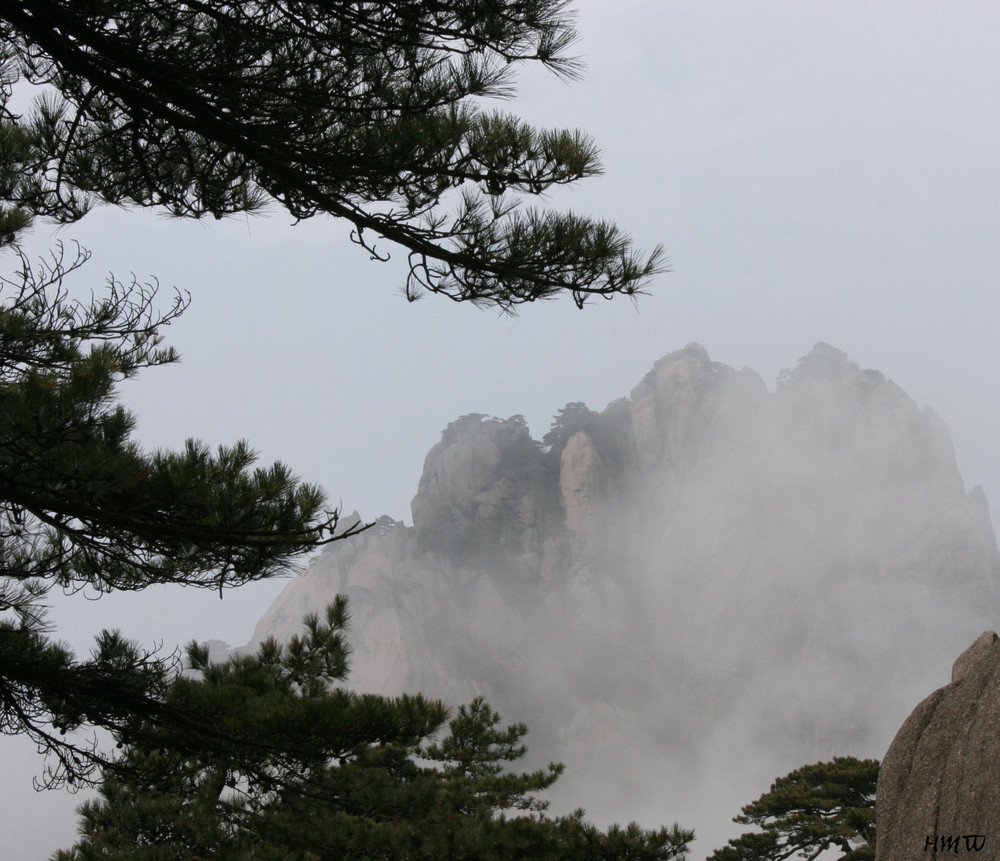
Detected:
left=877, top=631, right=1000, bottom=860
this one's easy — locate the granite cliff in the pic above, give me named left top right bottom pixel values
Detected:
left=248, top=343, right=1000, bottom=854
left=877, top=631, right=1000, bottom=860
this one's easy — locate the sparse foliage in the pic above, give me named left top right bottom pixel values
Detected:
left=0, top=0, right=665, bottom=308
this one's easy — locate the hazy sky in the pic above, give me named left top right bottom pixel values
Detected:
left=8, top=3, right=1000, bottom=857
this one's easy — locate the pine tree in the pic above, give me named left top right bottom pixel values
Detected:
left=0, top=0, right=665, bottom=309
left=0, top=0, right=671, bottom=823
left=54, top=600, right=694, bottom=861
left=0, top=242, right=366, bottom=788
left=707, top=757, right=878, bottom=861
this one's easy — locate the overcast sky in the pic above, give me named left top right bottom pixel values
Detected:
left=8, top=2, right=1000, bottom=857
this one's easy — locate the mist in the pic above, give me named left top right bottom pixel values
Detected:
left=7, top=4, right=1000, bottom=857
left=248, top=343, right=999, bottom=858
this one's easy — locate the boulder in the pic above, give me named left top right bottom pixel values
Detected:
left=876, top=631, right=1000, bottom=859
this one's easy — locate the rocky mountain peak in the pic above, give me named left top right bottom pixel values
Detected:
left=248, top=344, right=1000, bottom=857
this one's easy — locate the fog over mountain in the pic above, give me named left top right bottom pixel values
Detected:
left=246, top=343, right=1000, bottom=858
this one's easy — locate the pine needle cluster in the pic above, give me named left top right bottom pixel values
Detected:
left=0, top=0, right=665, bottom=309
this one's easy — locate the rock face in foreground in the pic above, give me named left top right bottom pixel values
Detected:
left=877, top=631, right=1000, bottom=860
left=250, top=344, right=1000, bottom=855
